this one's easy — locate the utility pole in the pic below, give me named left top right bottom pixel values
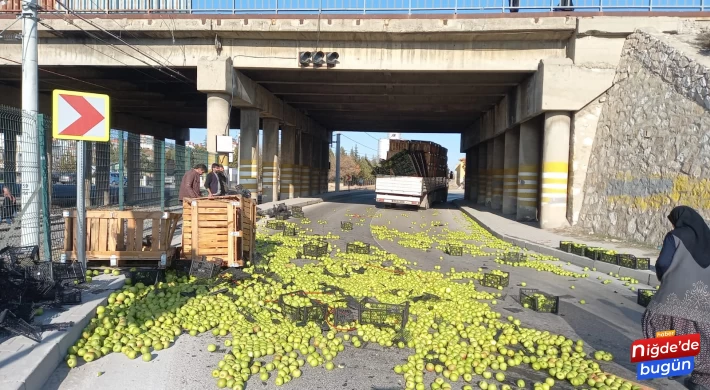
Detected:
left=21, top=0, right=40, bottom=248
left=334, top=132, right=341, bottom=192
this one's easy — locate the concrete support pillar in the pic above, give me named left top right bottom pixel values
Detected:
left=476, top=143, right=487, bottom=205
left=309, top=136, right=318, bottom=196
left=485, top=141, right=494, bottom=207
left=491, top=137, right=505, bottom=210
left=239, top=109, right=260, bottom=195
left=301, top=133, right=311, bottom=197
left=502, top=128, right=520, bottom=215
left=321, top=141, right=328, bottom=193
left=464, top=150, right=476, bottom=201
left=294, top=130, right=302, bottom=197
left=280, top=125, right=297, bottom=199
left=206, top=93, right=231, bottom=154
left=517, top=120, right=541, bottom=222
left=261, top=118, right=279, bottom=203
left=540, top=112, right=571, bottom=229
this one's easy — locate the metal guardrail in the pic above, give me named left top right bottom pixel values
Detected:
left=0, top=0, right=706, bottom=14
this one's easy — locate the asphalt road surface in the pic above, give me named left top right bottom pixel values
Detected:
left=45, top=190, right=684, bottom=390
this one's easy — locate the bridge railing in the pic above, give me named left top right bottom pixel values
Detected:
left=0, top=0, right=706, bottom=14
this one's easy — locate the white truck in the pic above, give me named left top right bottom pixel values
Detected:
left=375, top=175, right=448, bottom=210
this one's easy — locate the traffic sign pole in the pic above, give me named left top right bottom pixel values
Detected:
left=76, top=140, right=86, bottom=269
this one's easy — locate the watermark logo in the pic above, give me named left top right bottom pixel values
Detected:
left=630, top=331, right=700, bottom=380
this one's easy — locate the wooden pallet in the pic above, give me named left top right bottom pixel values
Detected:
left=181, top=195, right=256, bottom=267
left=63, top=210, right=181, bottom=267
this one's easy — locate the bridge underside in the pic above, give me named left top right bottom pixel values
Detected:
left=0, top=66, right=528, bottom=133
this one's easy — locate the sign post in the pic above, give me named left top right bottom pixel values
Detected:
left=52, top=90, right=110, bottom=269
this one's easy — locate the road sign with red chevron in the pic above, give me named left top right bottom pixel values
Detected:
left=52, top=90, right=110, bottom=142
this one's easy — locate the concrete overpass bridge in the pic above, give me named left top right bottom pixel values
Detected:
left=0, top=6, right=708, bottom=231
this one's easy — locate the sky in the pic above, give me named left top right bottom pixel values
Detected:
left=189, top=128, right=464, bottom=171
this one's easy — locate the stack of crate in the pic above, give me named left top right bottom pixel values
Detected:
left=376, top=140, right=448, bottom=178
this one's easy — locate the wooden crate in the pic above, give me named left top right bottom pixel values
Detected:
left=181, top=195, right=256, bottom=267
left=62, top=210, right=181, bottom=267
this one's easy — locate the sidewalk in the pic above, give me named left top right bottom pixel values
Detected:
left=453, top=199, right=659, bottom=286
left=0, top=275, right=125, bottom=390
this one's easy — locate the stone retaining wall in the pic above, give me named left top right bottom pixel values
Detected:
left=578, top=30, right=710, bottom=246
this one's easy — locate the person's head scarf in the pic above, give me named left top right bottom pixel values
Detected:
left=667, top=206, right=710, bottom=268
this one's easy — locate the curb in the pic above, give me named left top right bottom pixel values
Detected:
left=452, top=200, right=657, bottom=287
left=0, top=276, right=125, bottom=390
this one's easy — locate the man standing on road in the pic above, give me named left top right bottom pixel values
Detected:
left=205, top=163, right=227, bottom=198
left=178, top=164, right=207, bottom=201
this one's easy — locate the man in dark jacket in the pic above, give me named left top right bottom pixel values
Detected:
left=205, top=163, right=227, bottom=198
left=178, top=164, right=207, bottom=201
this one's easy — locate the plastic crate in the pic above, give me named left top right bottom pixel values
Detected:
left=189, top=260, right=221, bottom=279
left=619, top=254, right=650, bottom=270
left=291, top=206, right=303, bottom=213
left=359, top=298, right=409, bottom=332
left=599, top=251, right=619, bottom=265
left=292, top=211, right=305, bottom=219
left=446, top=244, right=463, bottom=256
left=52, top=262, right=86, bottom=284
left=266, top=220, right=285, bottom=230
left=503, top=251, right=526, bottom=263
left=341, top=221, right=353, bottom=231
left=585, top=247, right=604, bottom=261
left=520, top=288, right=559, bottom=314
left=346, top=242, right=371, bottom=255
left=170, top=260, right=193, bottom=277
left=56, top=288, right=82, bottom=305
left=481, top=272, right=510, bottom=288
left=275, top=214, right=289, bottom=221
left=0, top=309, right=42, bottom=342
left=128, top=269, right=165, bottom=285
left=24, top=279, right=57, bottom=302
left=24, top=262, right=53, bottom=282
left=0, top=245, right=40, bottom=267
left=334, top=307, right=359, bottom=326
left=283, top=226, right=297, bottom=237
left=559, top=241, right=573, bottom=253
left=570, top=243, right=586, bottom=257
left=303, top=242, right=328, bottom=257
left=0, top=279, right=25, bottom=305
left=279, top=291, right=327, bottom=324
left=637, top=288, right=656, bottom=307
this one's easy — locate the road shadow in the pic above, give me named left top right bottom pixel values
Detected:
left=598, top=297, right=645, bottom=325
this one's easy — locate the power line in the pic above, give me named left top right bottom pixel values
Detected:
left=339, top=134, right=378, bottom=153
left=364, top=132, right=380, bottom=141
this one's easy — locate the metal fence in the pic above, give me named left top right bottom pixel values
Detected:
left=0, top=0, right=705, bottom=14
left=0, top=104, right=219, bottom=263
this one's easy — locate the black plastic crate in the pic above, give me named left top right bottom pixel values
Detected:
left=128, top=269, right=165, bottom=285
left=279, top=291, right=327, bottom=324
left=57, top=288, right=82, bottom=305
left=559, top=241, right=573, bottom=253
left=481, top=272, right=510, bottom=288
left=359, top=298, right=409, bottom=332
left=283, top=226, right=297, bottom=237
left=189, top=260, right=221, bottom=280
left=446, top=244, right=463, bottom=256
left=266, top=220, right=285, bottom=230
left=24, top=279, right=57, bottom=302
left=0, top=279, right=25, bottom=305
left=637, top=288, right=656, bottom=307
left=0, top=245, right=40, bottom=267
left=0, top=309, right=42, bottom=342
left=346, top=242, right=370, bottom=255
left=570, top=243, right=586, bottom=257
left=503, top=251, right=526, bottom=263
left=619, top=254, right=650, bottom=270
left=520, top=288, right=559, bottom=314
left=170, top=260, right=193, bottom=277
left=599, top=251, right=619, bottom=265
left=52, top=262, right=86, bottom=284
left=292, top=211, right=305, bottom=219
left=24, top=262, right=53, bottom=282
left=341, top=221, right=353, bottom=231
left=303, top=242, right=328, bottom=257
left=334, top=307, right=359, bottom=326
left=291, top=206, right=303, bottom=213
left=585, top=247, right=604, bottom=261
left=275, top=214, right=288, bottom=221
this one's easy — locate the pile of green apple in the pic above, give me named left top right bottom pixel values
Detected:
left=64, top=213, right=640, bottom=390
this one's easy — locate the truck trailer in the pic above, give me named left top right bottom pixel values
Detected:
left=374, top=140, right=449, bottom=210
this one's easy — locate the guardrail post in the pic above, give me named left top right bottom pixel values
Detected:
left=38, top=114, right=52, bottom=262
